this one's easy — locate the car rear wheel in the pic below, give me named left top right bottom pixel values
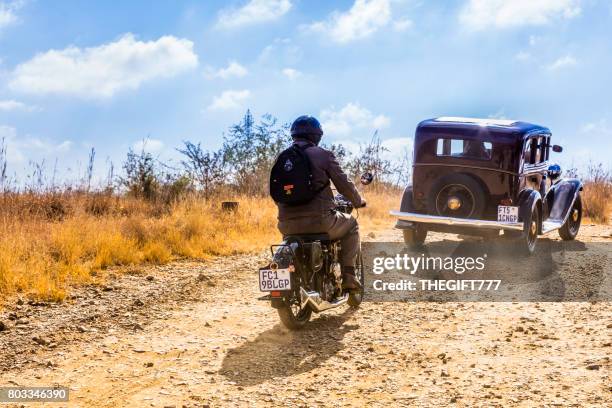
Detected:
left=559, top=194, right=582, bottom=241
left=403, top=225, right=427, bottom=247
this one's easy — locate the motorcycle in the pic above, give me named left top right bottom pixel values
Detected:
left=258, top=173, right=373, bottom=330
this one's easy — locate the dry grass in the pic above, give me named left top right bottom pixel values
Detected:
left=581, top=165, right=612, bottom=224
left=0, top=189, right=399, bottom=302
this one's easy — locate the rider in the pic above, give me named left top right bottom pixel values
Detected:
left=276, top=115, right=365, bottom=290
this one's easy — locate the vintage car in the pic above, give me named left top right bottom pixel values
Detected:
left=391, top=117, right=583, bottom=254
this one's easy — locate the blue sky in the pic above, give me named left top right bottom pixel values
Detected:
left=0, top=0, right=611, bottom=184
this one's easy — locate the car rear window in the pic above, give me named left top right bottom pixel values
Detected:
left=436, top=138, right=492, bottom=160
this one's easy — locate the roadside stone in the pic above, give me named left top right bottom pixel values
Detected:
left=32, top=336, right=49, bottom=346
left=133, top=299, right=145, bottom=307
left=586, top=364, right=600, bottom=370
left=146, top=275, right=155, bottom=281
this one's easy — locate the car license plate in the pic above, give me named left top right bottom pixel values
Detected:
left=497, top=205, right=519, bottom=223
left=259, top=268, right=291, bottom=291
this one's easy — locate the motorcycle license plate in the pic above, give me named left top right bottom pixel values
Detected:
left=497, top=205, right=519, bottom=223
left=259, top=268, right=291, bottom=292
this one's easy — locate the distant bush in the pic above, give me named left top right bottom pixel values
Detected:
left=582, top=164, right=612, bottom=223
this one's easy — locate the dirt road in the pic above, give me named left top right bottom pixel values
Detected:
left=1, top=226, right=611, bottom=407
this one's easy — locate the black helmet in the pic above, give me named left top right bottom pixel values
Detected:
left=290, top=115, right=323, bottom=145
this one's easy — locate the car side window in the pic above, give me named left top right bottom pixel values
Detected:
left=523, top=137, right=540, bottom=165
left=436, top=138, right=492, bottom=160
left=533, top=137, right=542, bottom=163
left=542, top=136, right=550, bottom=162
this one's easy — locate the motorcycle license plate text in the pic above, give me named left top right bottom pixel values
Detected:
left=497, top=205, right=519, bottom=223
left=259, top=268, right=291, bottom=291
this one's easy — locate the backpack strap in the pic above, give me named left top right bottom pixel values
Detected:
left=292, top=143, right=330, bottom=193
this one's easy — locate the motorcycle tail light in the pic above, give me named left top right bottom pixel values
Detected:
left=500, top=198, right=513, bottom=206
left=270, top=291, right=281, bottom=297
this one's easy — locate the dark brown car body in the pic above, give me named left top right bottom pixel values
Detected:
left=392, top=117, right=583, bottom=251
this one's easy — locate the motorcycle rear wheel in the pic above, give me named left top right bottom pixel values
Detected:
left=277, top=302, right=312, bottom=330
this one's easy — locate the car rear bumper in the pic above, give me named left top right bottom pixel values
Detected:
left=390, top=210, right=523, bottom=231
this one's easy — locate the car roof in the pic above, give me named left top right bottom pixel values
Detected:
left=417, top=117, right=550, bottom=140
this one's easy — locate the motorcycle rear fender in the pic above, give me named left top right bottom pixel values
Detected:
left=270, top=298, right=286, bottom=309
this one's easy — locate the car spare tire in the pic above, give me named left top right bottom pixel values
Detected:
left=427, top=174, right=487, bottom=219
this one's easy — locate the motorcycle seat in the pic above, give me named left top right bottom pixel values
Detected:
left=284, top=233, right=332, bottom=242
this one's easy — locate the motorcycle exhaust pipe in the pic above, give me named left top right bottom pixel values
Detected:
left=300, top=287, right=349, bottom=312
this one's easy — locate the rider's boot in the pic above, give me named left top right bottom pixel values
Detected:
left=341, top=266, right=362, bottom=290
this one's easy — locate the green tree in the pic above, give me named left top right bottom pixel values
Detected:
left=222, top=110, right=291, bottom=195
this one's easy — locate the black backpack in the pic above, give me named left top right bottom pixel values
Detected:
left=269, top=144, right=327, bottom=205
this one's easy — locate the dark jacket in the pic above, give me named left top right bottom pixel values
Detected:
left=276, top=138, right=364, bottom=221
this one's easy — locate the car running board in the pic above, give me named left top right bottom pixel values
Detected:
left=541, top=220, right=564, bottom=234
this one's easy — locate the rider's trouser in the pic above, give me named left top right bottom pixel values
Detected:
left=277, top=212, right=360, bottom=268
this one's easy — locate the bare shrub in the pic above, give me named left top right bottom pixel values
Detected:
left=582, top=163, right=612, bottom=223
left=85, top=190, right=115, bottom=216
left=178, top=141, right=226, bottom=198
left=121, top=145, right=159, bottom=200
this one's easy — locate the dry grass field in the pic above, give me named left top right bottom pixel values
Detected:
left=0, top=188, right=400, bottom=302
left=1, top=163, right=610, bottom=304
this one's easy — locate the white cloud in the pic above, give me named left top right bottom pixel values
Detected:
left=9, top=33, right=198, bottom=98
left=0, top=1, right=21, bottom=30
left=217, top=0, right=292, bottom=29
left=393, top=18, right=413, bottom=32
left=546, top=55, right=577, bottom=71
left=459, top=0, right=581, bottom=30
left=208, top=89, right=251, bottom=111
left=320, top=102, right=390, bottom=136
left=258, top=38, right=302, bottom=66
left=333, top=136, right=412, bottom=163
left=580, top=119, right=611, bottom=136
left=514, top=51, right=531, bottom=61
left=307, top=0, right=392, bottom=44
left=282, top=67, right=301, bottom=80
left=381, top=137, right=413, bottom=161
left=133, top=138, right=164, bottom=153
left=0, top=125, right=72, bottom=165
left=0, top=99, right=37, bottom=111
left=204, top=61, right=248, bottom=80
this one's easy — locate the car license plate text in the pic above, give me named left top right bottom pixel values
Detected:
left=497, top=205, right=519, bottom=223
